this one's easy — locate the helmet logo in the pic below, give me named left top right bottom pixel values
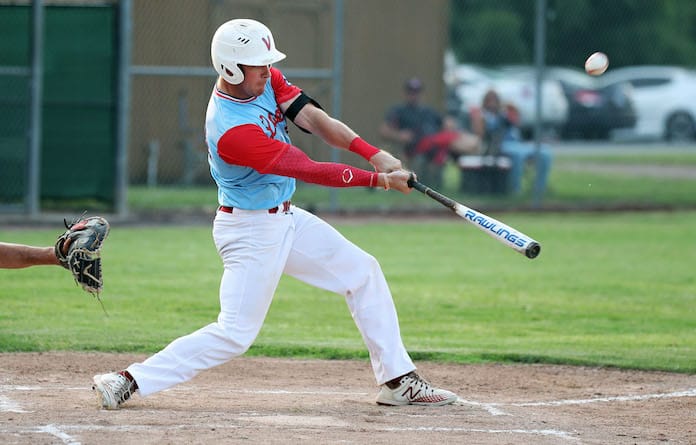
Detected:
left=262, top=36, right=271, bottom=51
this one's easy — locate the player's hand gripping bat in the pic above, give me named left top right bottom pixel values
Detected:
left=407, top=175, right=541, bottom=259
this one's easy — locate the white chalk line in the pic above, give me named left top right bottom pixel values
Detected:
left=510, top=388, right=696, bottom=406
left=0, top=394, right=30, bottom=413
left=1, top=424, right=83, bottom=445
left=455, top=387, right=696, bottom=416
left=0, top=422, right=579, bottom=442
left=3, top=385, right=695, bottom=443
left=453, top=399, right=511, bottom=416
left=38, top=424, right=81, bottom=445
left=381, top=426, right=579, bottom=441
left=4, top=384, right=696, bottom=409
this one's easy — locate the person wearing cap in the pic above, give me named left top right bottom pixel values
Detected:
left=380, top=77, right=480, bottom=188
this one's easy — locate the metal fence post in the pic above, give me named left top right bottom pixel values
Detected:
left=27, top=0, right=44, bottom=217
left=532, top=0, right=547, bottom=207
left=329, top=0, right=344, bottom=212
left=115, top=0, right=133, bottom=218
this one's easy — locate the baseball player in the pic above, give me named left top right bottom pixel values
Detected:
left=92, top=18, right=458, bottom=409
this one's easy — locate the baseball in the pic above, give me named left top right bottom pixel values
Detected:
left=585, top=52, right=609, bottom=76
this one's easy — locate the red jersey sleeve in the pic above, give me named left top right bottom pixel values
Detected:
left=271, top=67, right=302, bottom=104
left=216, top=124, right=377, bottom=188
left=217, top=124, right=290, bottom=172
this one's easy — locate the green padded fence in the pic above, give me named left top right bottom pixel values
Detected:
left=0, top=5, right=116, bottom=207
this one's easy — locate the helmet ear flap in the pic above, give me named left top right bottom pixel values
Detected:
left=220, top=63, right=244, bottom=85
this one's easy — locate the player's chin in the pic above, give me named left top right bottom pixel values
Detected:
left=254, top=84, right=267, bottom=96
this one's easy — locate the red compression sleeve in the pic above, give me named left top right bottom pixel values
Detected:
left=217, top=125, right=378, bottom=188
left=264, top=145, right=377, bottom=188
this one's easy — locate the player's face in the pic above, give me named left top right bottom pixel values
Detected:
left=240, top=64, right=271, bottom=97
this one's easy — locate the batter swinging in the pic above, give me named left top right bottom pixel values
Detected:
left=92, top=18, right=458, bottom=409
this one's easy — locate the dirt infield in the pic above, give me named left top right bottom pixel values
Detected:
left=1, top=353, right=694, bottom=444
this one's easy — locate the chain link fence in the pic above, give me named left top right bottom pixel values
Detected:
left=127, top=0, right=340, bottom=186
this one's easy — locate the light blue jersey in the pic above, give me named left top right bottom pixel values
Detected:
left=205, top=79, right=295, bottom=210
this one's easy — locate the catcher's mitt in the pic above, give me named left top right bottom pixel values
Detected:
left=55, top=215, right=110, bottom=295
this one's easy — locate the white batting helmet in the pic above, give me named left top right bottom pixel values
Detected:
left=211, top=19, right=286, bottom=85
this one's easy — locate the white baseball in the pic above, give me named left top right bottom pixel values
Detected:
left=585, top=52, right=609, bottom=76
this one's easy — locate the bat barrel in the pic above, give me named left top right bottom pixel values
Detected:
left=525, top=242, right=541, bottom=259
left=409, top=175, right=542, bottom=259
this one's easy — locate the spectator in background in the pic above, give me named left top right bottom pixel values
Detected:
left=380, top=77, right=480, bottom=188
left=469, top=89, right=553, bottom=196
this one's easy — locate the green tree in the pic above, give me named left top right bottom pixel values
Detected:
left=450, top=6, right=529, bottom=64
left=450, top=0, right=696, bottom=67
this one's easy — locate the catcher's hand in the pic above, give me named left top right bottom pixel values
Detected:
left=55, top=215, right=110, bottom=295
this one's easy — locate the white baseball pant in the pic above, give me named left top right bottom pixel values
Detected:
left=128, top=205, right=415, bottom=396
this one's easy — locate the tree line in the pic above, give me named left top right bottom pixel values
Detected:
left=449, top=0, right=696, bottom=67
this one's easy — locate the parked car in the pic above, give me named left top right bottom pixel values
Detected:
left=446, top=64, right=569, bottom=138
left=543, top=66, right=637, bottom=140
left=598, top=66, right=696, bottom=141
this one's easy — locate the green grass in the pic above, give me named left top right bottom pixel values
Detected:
left=556, top=151, right=696, bottom=166
left=545, top=170, right=696, bottom=206
left=2, top=212, right=695, bottom=372
left=126, top=149, right=696, bottom=212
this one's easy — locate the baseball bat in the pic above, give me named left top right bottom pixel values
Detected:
left=407, top=176, right=541, bottom=259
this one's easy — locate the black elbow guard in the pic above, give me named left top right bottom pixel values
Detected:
left=285, top=92, right=323, bottom=134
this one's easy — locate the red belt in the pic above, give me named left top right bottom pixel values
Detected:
left=219, top=201, right=291, bottom=214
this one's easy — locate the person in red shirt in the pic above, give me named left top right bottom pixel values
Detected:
left=381, top=77, right=480, bottom=188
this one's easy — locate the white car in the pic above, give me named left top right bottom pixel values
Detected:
left=446, top=63, right=569, bottom=138
left=598, top=66, right=696, bottom=141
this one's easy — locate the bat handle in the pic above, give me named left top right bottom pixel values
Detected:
left=407, top=174, right=457, bottom=210
left=407, top=173, right=429, bottom=194
left=407, top=173, right=419, bottom=190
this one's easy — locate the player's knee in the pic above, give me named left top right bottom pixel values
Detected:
left=360, top=253, right=382, bottom=275
left=216, top=316, right=259, bottom=354
left=345, top=254, right=383, bottom=295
